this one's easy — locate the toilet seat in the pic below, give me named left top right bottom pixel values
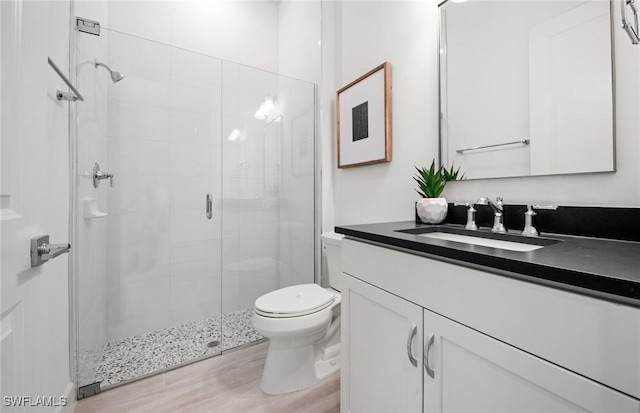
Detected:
left=255, top=284, right=336, bottom=318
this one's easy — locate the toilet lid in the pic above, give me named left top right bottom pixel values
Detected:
left=255, top=284, right=335, bottom=317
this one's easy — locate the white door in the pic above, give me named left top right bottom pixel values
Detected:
left=342, top=275, right=423, bottom=413
left=423, top=309, right=640, bottom=412
left=1, top=1, right=73, bottom=410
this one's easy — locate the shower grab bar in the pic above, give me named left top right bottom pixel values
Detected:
left=456, top=139, right=530, bottom=154
left=48, top=57, right=84, bottom=102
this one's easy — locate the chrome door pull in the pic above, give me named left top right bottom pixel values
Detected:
left=206, top=193, right=213, bottom=220
left=406, top=323, right=418, bottom=367
left=31, top=235, right=71, bottom=267
left=424, top=334, right=435, bottom=378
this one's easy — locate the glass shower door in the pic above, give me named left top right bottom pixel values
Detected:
left=220, top=62, right=317, bottom=351
left=73, top=27, right=317, bottom=393
left=74, top=28, right=224, bottom=390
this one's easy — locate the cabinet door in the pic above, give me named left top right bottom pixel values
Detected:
left=342, top=275, right=423, bottom=413
left=423, top=309, right=640, bottom=412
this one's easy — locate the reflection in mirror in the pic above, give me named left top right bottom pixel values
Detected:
left=439, top=0, right=614, bottom=180
left=264, top=116, right=282, bottom=194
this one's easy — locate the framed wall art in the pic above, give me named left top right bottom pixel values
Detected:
left=336, top=62, right=392, bottom=168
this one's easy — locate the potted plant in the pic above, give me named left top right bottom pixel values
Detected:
left=414, top=160, right=463, bottom=224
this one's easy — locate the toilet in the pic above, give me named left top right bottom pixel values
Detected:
left=251, top=232, right=344, bottom=394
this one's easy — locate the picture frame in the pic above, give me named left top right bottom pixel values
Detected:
left=336, top=62, right=392, bottom=168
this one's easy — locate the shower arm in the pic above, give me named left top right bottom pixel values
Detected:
left=95, top=60, right=113, bottom=72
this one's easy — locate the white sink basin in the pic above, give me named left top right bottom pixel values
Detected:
left=418, top=232, right=544, bottom=252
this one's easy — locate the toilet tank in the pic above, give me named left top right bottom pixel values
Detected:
left=223, top=257, right=278, bottom=312
left=321, top=232, right=344, bottom=292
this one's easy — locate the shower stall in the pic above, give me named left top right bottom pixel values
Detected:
left=72, top=26, right=317, bottom=393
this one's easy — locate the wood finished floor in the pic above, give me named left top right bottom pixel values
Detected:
left=75, top=342, right=340, bottom=413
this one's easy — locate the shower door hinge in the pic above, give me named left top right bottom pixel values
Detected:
left=76, top=17, right=100, bottom=36
left=77, top=382, right=101, bottom=399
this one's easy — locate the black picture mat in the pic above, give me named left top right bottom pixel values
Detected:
left=351, top=101, right=369, bottom=142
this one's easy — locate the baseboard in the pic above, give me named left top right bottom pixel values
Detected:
left=55, top=381, right=76, bottom=413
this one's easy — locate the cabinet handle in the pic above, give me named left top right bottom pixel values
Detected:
left=406, top=323, right=418, bottom=367
left=424, top=334, right=435, bottom=379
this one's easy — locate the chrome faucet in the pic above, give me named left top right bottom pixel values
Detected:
left=477, top=197, right=506, bottom=233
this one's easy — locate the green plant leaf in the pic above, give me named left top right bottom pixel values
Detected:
left=413, top=159, right=464, bottom=198
left=442, top=163, right=465, bottom=181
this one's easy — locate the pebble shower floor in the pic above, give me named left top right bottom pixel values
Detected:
left=78, top=309, right=263, bottom=388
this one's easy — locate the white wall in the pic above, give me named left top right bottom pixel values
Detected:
left=322, top=1, right=439, bottom=228
left=322, top=0, right=640, bottom=233
left=278, top=1, right=322, bottom=83
left=1, top=0, right=75, bottom=411
left=106, top=0, right=280, bottom=73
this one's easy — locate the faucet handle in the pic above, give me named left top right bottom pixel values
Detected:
left=522, top=205, right=538, bottom=237
left=92, top=162, right=115, bottom=188
left=522, top=205, right=556, bottom=236
left=454, top=202, right=477, bottom=230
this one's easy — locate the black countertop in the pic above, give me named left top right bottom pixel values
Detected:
left=335, top=221, right=640, bottom=307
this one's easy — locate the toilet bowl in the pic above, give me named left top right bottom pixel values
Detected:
left=251, top=232, right=344, bottom=394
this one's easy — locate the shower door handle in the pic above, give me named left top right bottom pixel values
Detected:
left=206, top=193, right=213, bottom=220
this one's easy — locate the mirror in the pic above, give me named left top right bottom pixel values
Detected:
left=439, top=0, right=615, bottom=180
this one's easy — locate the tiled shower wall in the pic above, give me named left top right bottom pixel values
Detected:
left=278, top=82, right=317, bottom=290
left=277, top=2, right=320, bottom=289
left=221, top=62, right=280, bottom=314
left=96, top=30, right=316, bottom=341
left=104, top=31, right=224, bottom=341
left=220, top=65, right=317, bottom=312
left=73, top=0, right=318, bottom=388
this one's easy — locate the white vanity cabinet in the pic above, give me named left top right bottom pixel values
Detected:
left=342, top=274, right=423, bottom=413
left=423, top=308, right=638, bottom=412
left=340, top=238, right=640, bottom=413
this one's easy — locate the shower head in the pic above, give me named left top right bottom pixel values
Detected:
left=110, top=70, right=125, bottom=83
left=94, top=59, right=126, bottom=83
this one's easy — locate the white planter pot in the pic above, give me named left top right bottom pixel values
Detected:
left=416, top=198, right=448, bottom=224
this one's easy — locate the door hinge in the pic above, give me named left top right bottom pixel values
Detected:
left=77, top=382, right=101, bottom=399
left=76, top=17, right=100, bottom=36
